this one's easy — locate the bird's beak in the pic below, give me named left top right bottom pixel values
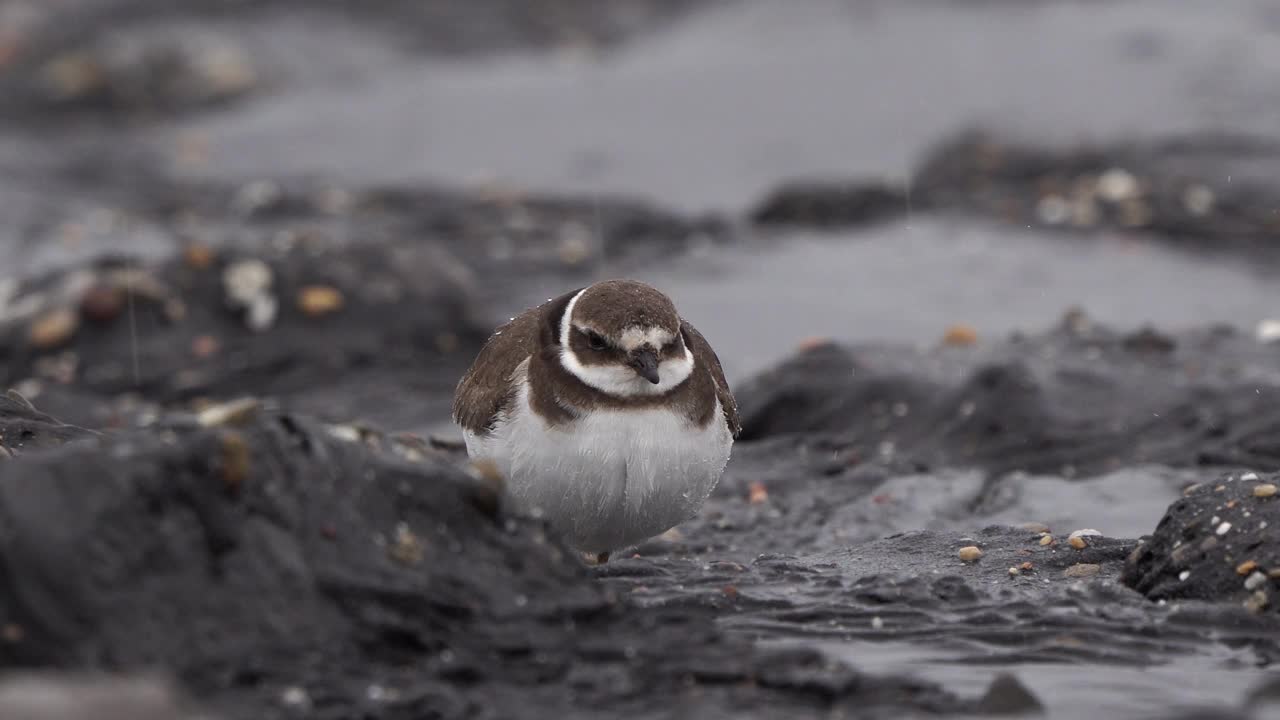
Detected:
left=628, top=348, right=661, bottom=384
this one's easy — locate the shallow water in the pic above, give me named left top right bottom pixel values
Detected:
left=809, top=639, right=1273, bottom=720
left=509, top=217, right=1280, bottom=382
left=172, top=0, right=1280, bottom=212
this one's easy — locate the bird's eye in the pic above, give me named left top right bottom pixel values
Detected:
left=586, top=331, right=608, bottom=351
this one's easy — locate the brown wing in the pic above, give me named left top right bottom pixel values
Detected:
left=452, top=290, right=581, bottom=435
left=681, top=319, right=740, bottom=437
left=451, top=306, right=543, bottom=435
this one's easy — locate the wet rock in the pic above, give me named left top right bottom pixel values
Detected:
left=0, top=390, right=96, bottom=455
left=32, top=32, right=256, bottom=116
left=0, top=399, right=966, bottom=719
left=735, top=317, right=1280, bottom=476
left=912, top=131, right=1280, bottom=262
left=976, top=673, right=1044, bottom=716
left=1123, top=475, right=1280, bottom=611
left=0, top=240, right=486, bottom=430
left=749, top=181, right=907, bottom=228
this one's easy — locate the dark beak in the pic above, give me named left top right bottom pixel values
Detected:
left=629, top=348, right=661, bottom=384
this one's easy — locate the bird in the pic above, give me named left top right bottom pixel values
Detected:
left=452, top=279, right=739, bottom=563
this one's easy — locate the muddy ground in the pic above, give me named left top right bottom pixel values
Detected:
left=4, top=1, right=1280, bottom=719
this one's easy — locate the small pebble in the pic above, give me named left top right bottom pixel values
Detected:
left=1216, top=522, right=1232, bottom=536
left=1039, top=535, right=1054, bottom=546
left=435, top=332, right=460, bottom=353
left=1179, top=570, right=1191, bottom=582
left=1097, top=168, right=1139, bottom=202
left=557, top=231, right=591, bottom=266
left=796, top=336, right=834, bottom=353
left=1019, top=522, right=1050, bottom=534
left=298, top=285, right=344, bottom=316
left=1020, top=562, right=1034, bottom=572
left=246, top=295, right=278, bottom=332
left=220, top=431, right=250, bottom=493
left=191, top=334, right=220, bottom=358
left=1063, top=563, right=1100, bottom=578
left=1068, top=536, right=1088, bottom=550
left=1245, top=571, right=1268, bottom=591
left=280, top=686, right=310, bottom=708
left=1182, top=184, right=1215, bottom=217
left=1256, top=320, right=1280, bottom=344
left=388, top=522, right=424, bottom=565
left=1238, top=560, right=1259, bottom=576
left=223, top=258, right=273, bottom=303
left=1245, top=590, right=1269, bottom=613
left=79, top=284, right=123, bottom=322
left=1241, top=472, right=1260, bottom=481
left=1035, top=194, right=1070, bottom=225
left=958, top=546, right=984, bottom=562
left=1254, top=484, right=1278, bottom=499
left=184, top=243, right=215, bottom=269
left=1008, top=566, right=1020, bottom=577
left=197, top=397, right=261, bottom=428
left=748, top=481, right=768, bottom=505
left=942, top=324, right=978, bottom=347
left=28, top=307, right=79, bottom=349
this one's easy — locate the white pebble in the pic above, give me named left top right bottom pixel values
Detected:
left=1216, top=522, right=1232, bottom=536
left=871, top=616, right=884, bottom=630
left=1256, top=320, right=1280, bottom=344
left=1179, top=570, right=1191, bottom=582
left=280, top=686, right=310, bottom=708
left=1182, top=184, right=1215, bottom=216
left=1068, top=529, right=1102, bottom=540
left=1245, top=571, right=1268, bottom=591
left=1036, top=195, right=1070, bottom=225
left=1242, top=472, right=1260, bottom=481
left=1097, top=168, right=1139, bottom=202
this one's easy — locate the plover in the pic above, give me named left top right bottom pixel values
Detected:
left=452, top=279, right=739, bottom=562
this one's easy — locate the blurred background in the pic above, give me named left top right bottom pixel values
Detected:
left=2, top=0, right=1280, bottom=413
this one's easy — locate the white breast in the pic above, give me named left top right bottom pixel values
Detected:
left=463, top=378, right=733, bottom=554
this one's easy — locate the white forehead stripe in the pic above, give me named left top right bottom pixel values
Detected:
left=619, top=326, right=674, bottom=352
left=558, top=288, right=589, bottom=347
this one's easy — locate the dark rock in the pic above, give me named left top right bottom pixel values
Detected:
left=1123, top=475, right=1280, bottom=612
left=749, top=181, right=907, bottom=229
left=0, top=390, right=97, bottom=455
left=912, top=130, right=1280, bottom=262
left=0, top=398, right=966, bottom=719
left=736, top=316, right=1280, bottom=476
left=0, top=239, right=485, bottom=431
left=976, top=673, right=1044, bottom=716
left=0, top=0, right=723, bottom=123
